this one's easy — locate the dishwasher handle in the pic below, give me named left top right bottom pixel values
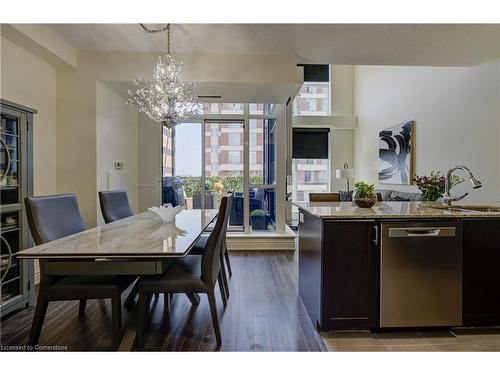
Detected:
left=388, top=227, right=456, bottom=238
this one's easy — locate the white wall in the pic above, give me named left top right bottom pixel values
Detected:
left=354, top=59, right=500, bottom=201
left=138, top=113, right=162, bottom=212
left=1, top=37, right=57, bottom=196
left=96, top=82, right=138, bottom=224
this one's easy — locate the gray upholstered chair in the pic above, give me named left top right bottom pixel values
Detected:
left=24, top=193, right=135, bottom=348
left=309, top=192, right=340, bottom=202
left=98, top=190, right=134, bottom=224
left=136, top=194, right=233, bottom=348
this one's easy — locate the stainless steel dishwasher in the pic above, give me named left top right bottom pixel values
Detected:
left=380, top=221, right=462, bottom=328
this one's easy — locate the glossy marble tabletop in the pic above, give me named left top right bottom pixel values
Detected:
left=17, top=209, right=218, bottom=260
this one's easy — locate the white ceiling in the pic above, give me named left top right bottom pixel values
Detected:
left=45, top=24, right=500, bottom=66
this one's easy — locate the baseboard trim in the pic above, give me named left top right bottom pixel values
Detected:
left=227, top=225, right=296, bottom=251
left=227, top=237, right=295, bottom=251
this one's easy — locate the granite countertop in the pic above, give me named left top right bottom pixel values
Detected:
left=293, top=201, right=500, bottom=219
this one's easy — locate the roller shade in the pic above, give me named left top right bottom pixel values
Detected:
left=297, top=64, right=329, bottom=82
left=292, top=128, right=329, bottom=159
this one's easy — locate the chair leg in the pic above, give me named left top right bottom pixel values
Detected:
left=28, top=296, right=49, bottom=346
left=186, top=293, right=200, bottom=305
left=163, top=293, right=170, bottom=320
left=79, top=299, right=87, bottom=316
left=111, top=296, right=122, bottom=348
left=207, top=293, right=222, bottom=347
left=224, top=249, right=232, bottom=277
left=217, top=273, right=228, bottom=307
left=124, top=282, right=138, bottom=308
left=145, top=293, right=153, bottom=317
left=137, top=292, right=147, bottom=349
left=220, top=259, right=230, bottom=299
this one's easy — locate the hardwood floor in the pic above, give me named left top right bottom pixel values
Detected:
left=0, top=251, right=326, bottom=351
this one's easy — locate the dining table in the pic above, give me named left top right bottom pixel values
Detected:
left=16, top=208, right=218, bottom=350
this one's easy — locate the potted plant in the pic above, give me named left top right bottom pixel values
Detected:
left=413, top=171, right=464, bottom=201
left=353, top=181, right=377, bottom=208
left=250, top=209, right=268, bottom=230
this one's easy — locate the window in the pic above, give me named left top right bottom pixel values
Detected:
left=307, top=100, right=317, bottom=112
left=163, top=104, right=281, bottom=233
left=249, top=103, right=264, bottom=115
left=228, top=151, right=240, bottom=164
left=293, top=64, right=330, bottom=116
left=228, top=133, right=240, bottom=146
left=250, top=133, right=257, bottom=146
left=304, top=171, right=312, bottom=182
left=292, top=159, right=329, bottom=204
left=250, top=151, right=257, bottom=165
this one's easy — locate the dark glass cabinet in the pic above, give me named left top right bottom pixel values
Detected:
left=0, top=99, right=35, bottom=317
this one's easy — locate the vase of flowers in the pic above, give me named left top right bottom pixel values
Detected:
left=353, top=181, right=377, bottom=208
left=413, top=171, right=464, bottom=201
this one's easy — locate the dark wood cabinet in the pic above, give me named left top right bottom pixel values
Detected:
left=321, top=220, right=378, bottom=329
left=463, top=219, right=500, bottom=326
left=298, top=209, right=378, bottom=330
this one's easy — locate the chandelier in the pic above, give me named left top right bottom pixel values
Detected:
left=128, top=24, right=202, bottom=128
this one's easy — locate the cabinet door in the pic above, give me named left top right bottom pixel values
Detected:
left=321, top=221, right=378, bottom=329
left=463, top=220, right=500, bottom=326
left=298, top=209, right=323, bottom=329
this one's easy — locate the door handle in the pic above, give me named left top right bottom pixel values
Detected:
left=389, top=227, right=456, bottom=238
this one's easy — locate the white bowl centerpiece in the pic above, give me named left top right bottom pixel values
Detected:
left=148, top=203, right=184, bottom=223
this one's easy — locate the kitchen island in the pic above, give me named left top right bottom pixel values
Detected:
left=295, top=201, right=500, bottom=331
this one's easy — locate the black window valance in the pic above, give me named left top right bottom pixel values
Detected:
left=292, top=128, right=329, bottom=159
left=297, top=64, right=329, bottom=82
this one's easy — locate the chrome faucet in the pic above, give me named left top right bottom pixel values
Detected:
left=443, top=165, right=482, bottom=206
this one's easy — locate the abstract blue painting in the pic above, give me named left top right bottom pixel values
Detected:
left=378, top=121, right=415, bottom=185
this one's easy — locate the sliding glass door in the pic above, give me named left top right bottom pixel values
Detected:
left=162, top=122, right=202, bottom=210
left=162, top=103, right=282, bottom=233
left=204, top=121, right=245, bottom=230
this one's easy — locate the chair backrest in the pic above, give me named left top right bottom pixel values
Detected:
left=201, top=194, right=233, bottom=287
left=309, top=192, right=340, bottom=202
left=98, top=190, right=134, bottom=224
left=24, top=193, right=86, bottom=246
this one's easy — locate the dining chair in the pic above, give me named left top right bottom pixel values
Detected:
left=136, top=194, right=233, bottom=348
left=98, top=189, right=142, bottom=305
left=98, top=190, right=134, bottom=224
left=25, top=193, right=135, bottom=348
left=309, top=192, right=340, bottom=202
left=189, top=193, right=233, bottom=300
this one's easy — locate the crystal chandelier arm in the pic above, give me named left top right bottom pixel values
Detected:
left=139, top=23, right=171, bottom=55
left=139, top=23, right=170, bottom=34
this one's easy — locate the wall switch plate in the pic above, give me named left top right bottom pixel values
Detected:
left=115, top=161, right=124, bottom=169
